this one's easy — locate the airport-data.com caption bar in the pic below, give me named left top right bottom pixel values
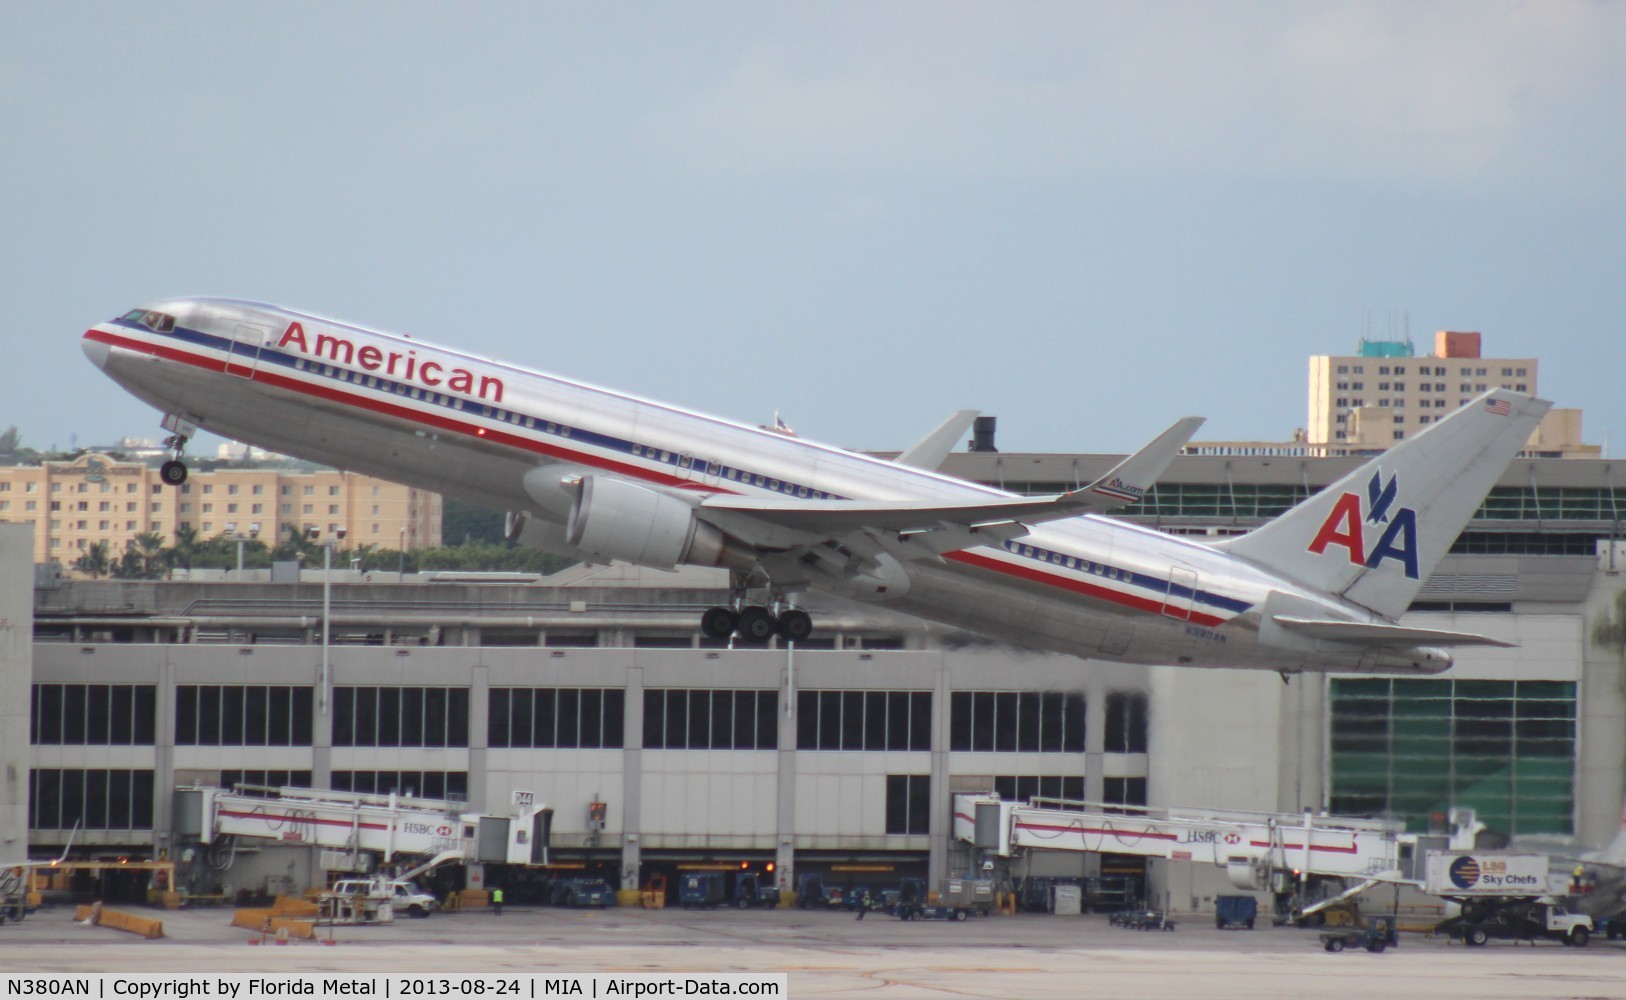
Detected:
left=3, top=976, right=786, bottom=1000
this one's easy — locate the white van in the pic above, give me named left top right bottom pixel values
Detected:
left=331, top=879, right=438, bottom=918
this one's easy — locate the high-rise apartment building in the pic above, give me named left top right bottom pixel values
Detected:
left=1307, top=331, right=1592, bottom=457
left=0, top=453, right=442, bottom=572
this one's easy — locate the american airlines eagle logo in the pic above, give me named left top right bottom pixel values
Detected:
left=1307, top=470, right=1420, bottom=579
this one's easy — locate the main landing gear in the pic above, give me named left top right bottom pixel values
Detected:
left=700, top=589, right=814, bottom=646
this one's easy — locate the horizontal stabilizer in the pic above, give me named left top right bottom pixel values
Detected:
left=1270, top=616, right=1515, bottom=648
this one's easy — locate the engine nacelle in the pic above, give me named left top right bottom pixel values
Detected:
left=504, top=510, right=579, bottom=559
left=565, top=475, right=747, bottom=570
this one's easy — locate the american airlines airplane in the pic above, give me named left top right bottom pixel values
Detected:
left=83, top=298, right=1548, bottom=675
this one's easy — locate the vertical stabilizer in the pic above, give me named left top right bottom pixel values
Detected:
left=1215, top=390, right=1549, bottom=620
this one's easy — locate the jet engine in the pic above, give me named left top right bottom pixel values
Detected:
left=565, top=475, right=751, bottom=571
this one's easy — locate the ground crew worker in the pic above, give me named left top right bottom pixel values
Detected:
left=855, top=890, right=872, bottom=920
left=492, top=886, right=504, bottom=915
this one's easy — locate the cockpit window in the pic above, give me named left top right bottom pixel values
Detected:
left=121, top=309, right=175, bottom=333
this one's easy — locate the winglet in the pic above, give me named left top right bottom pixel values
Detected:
left=896, top=410, right=980, bottom=471
left=1073, top=417, right=1204, bottom=508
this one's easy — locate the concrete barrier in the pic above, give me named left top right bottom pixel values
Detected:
left=232, top=908, right=316, bottom=939
left=73, top=904, right=164, bottom=939
left=272, top=896, right=320, bottom=918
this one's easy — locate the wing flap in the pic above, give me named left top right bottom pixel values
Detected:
left=1271, top=616, right=1516, bottom=648
left=696, top=415, right=1204, bottom=545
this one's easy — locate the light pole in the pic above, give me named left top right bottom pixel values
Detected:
left=226, top=523, right=242, bottom=577
left=398, top=527, right=406, bottom=577
left=312, top=525, right=345, bottom=715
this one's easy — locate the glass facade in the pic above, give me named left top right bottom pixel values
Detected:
left=990, top=481, right=1625, bottom=527
left=1329, top=678, right=1576, bottom=835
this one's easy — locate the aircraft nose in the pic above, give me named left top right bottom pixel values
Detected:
left=82, top=330, right=111, bottom=370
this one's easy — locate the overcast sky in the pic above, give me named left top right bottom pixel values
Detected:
left=5, top=2, right=1623, bottom=458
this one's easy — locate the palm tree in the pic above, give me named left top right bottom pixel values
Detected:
left=73, top=540, right=111, bottom=579
left=271, top=522, right=322, bottom=565
left=129, top=531, right=166, bottom=578
left=170, top=523, right=199, bottom=575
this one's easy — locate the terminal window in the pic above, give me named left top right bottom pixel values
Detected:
left=950, top=691, right=1084, bottom=753
left=885, top=774, right=930, bottom=835
left=331, top=770, right=468, bottom=801
left=29, top=768, right=155, bottom=831
left=797, top=690, right=931, bottom=752
left=1103, top=692, right=1148, bottom=754
left=490, top=687, right=626, bottom=749
left=175, top=685, right=314, bottom=746
left=1329, top=678, right=1576, bottom=835
left=643, top=689, right=776, bottom=750
left=992, top=775, right=1084, bottom=804
left=31, top=684, right=157, bottom=745
left=332, top=686, right=470, bottom=748
left=219, top=769, right=315, bottom=792
left=1103, top=776, right=1148, bottom=811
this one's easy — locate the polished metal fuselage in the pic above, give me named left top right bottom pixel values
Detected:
left=83, top=298, right=1449, bottom=674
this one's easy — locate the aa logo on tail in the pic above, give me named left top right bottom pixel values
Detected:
left=1307, top=471, right=1419, bottom=579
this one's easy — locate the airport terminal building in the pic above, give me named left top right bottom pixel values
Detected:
left=4, top=449, right=1624, bottom=910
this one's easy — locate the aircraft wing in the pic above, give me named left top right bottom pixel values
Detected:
left=1270, top=616, right=1516, bottom=648
left=696, top=416, right=1203, bottom=556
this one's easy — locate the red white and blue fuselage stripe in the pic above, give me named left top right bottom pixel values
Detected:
left=85, top=301, right=1255, bottom=632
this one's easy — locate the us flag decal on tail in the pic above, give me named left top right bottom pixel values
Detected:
left=1484, top=399, right=1512, bottom=416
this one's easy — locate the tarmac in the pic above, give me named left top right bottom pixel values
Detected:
left=1, top=903, right=1622, bottom=999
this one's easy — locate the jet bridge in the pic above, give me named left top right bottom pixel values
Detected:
left=951, top=792, right=1489, bottom=921
left=175, top=785, right=552, bottom=870
left=954, top=793, right=1427, bottom=891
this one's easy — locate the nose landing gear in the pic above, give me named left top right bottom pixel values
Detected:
left=160, top=454, right=188, bottom=486
left=158, top=414, right=197, bottom=486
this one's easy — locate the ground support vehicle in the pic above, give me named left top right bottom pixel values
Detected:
left=319, top=881, right=399, bottom=925
left=795, top=875, right=849, bottom=910
left=896, top=878, right=994, bottom=921
left=733, top=873, right=779, bottom=910
left=0, top=892, right=29, bottom=924
left=556, top=878, right=616, bottom=908
left=1215, top=895, right=1257, bottom=930
left=679, top=874, right=727, bottom=910
left=375, top=878, right=439, bottom=917
left=1439, top=899, right=1592, bottom=947
left=896, top=902, right=972, bottom=922
left=1320, top=915, right=1398, bottom=953
left=1017, top=877, right=1086, bottom=913
left=1109, top=908, right=1177, bottom=931
left=939, top=877, right=995, bottom=917
left=1, top=869, right=33, bottom=924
